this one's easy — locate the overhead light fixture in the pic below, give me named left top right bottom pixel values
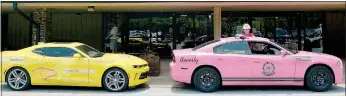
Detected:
left=180, top=15, right=187, bottom=17
left=88, top=6, right=95, bottom=12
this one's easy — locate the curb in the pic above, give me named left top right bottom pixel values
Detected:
left=148, top=85, right=174, bottom=88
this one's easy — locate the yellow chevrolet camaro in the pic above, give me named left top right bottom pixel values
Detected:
left=1, top=42, right=149, bottom=92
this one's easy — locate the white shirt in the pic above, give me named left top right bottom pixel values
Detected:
left=110, top=26, right=118, bottom=38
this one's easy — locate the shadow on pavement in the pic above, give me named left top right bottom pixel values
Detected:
left=1, top=83, right=150, bottom=94
left=170, top=84, right=346, bottom=95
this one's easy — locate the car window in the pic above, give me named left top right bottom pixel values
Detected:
left=248, top=41, right=281, bottom=55
left=44, top=47, right=78, bottom=57
left=76, top=45, right=104, bottom=58
left=213, top=41, right=251, bottom=54
left=32, top=48, right=45, bottom=55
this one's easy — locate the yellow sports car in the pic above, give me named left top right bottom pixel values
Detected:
left=1, top=42, right=149, bottom=92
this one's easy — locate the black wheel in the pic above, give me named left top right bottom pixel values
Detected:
left=102, top=68, right=129, bottom=92
left=305, top=66, right=334, bottom=92
left=193, top=67, right=221, bottom=92
left=5, top=67, right=31, bottom=91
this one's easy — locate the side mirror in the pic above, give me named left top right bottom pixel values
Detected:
left=73, top=54, right=82, bottom=59
left=280, top=50, right=288, bottom=56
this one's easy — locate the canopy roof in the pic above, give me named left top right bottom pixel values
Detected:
left=2, top=2, right=345, bottom=13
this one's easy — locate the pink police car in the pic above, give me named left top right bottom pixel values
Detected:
left=170, top=36, right=343, bottom=92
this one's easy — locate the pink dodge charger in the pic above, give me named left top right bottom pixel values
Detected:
left=170, top=36, right=343, bottom=92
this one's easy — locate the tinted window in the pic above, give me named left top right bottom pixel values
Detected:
left=44, top=47, right=78, bottom=57
left=76, top=45, right=104, bottom=58
left=32, top=48, right=45, bottom=55
left=213, top=41, right=250, bottom=54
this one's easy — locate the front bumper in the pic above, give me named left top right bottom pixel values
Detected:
left=334, top=65, right=344, bottom=84
left=127, top=66, right=150, bottom=87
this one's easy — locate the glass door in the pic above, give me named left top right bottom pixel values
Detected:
left=176, top=12, right=213, bottom=49
left=128, top=13, right=173, bottom=58
left=251, top=15, right=299, bottom=52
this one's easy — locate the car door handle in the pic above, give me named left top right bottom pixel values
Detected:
left=217, top=58, right=223, bottom=60
left=254, top=61, right=260, bottom=63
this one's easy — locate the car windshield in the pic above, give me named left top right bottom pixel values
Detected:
left=192, top=40, right=220, bottom=51
left=76, top=45, right=104, bottom=58
left=272, top=41, right=298, bottom=54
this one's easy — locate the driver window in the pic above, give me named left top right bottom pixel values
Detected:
left=45, top=47, right=78, bottom=57
left=248, top=42, right=281, bottom=55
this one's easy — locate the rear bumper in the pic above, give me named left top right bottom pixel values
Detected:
left=127, top=66, right=150, bottom=87
left=170, top=62, right=191, bottom=84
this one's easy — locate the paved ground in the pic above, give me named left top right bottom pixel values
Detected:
left=146, top=59, right=177, bottom=86
left=1, top=84, right=345, bottom=96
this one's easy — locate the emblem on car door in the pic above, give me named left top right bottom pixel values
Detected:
left=262, top=62, right=275, bottom=76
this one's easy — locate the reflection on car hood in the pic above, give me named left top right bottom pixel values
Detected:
left=296, top=51, right=338, bottom=59
left=295, top=51, right=341, bottom=62
left=297, top=51, right=330, bottom=56
left=98, top=53, right=147, bottom=65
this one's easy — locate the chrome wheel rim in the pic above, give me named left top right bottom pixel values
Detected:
left=7, top=69, right=27, bottom=89
left=105, top=70, right=126, bottom=91
left=199, top=71, right=216, bottom=89
left=311, top=70, right=330, bottom=88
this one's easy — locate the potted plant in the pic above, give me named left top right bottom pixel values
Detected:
left=139, top=47, right=161, bottom=77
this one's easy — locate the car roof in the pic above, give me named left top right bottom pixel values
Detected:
left=220, top=36, right=271, bottom=42
left=35, top=42, right=84, bottom=47
left=18, top=42, right=85, bottom=51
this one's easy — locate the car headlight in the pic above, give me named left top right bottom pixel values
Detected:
left=337, top=61, right=343, bottom=68
left=133, top=64, right=148, bottom=69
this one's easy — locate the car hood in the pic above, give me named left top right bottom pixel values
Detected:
left=295, top=51, right=340, bottom=61
left=97, top=53, right=148, bottom=65
left=296, top=51, right=333, bottom=57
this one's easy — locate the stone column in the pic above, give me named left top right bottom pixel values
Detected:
left=32, top=8, right=52, bottom=45
left=213, top=7, right=222, bottom=40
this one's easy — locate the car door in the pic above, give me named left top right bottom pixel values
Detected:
left=246, top=41, right=296, bottom=83
left=212, top=40, right=253, bottom=80
left=30, top=48, right=50, bottom=84
left=42, top=47, right=89, bottom=85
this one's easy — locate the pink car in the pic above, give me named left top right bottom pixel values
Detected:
left=170, top=36, right=343, bottom=92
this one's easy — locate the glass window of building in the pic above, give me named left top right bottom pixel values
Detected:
left=301, top=13, right=323, bottom=53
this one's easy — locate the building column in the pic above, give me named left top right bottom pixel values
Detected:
left=172, top=13, right=177, bottom=49
left=213, top=7, right=222, bottom=40
left=32, top=8, right=52, bottom=44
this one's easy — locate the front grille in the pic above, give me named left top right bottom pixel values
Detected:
left=139, top=71, right=148, bottom=79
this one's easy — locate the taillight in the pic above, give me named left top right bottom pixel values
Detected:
left=172, top=54, right=176, bottom=63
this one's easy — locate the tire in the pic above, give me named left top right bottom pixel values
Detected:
left=5, top=67, right=31, bottom=91
left=193, top=67, right=221, bottom=92
left=102, top=68, right=129, bottom=92
left=305, top=66, right=334, bottom=92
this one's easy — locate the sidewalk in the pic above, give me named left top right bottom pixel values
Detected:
left=146, top=59, right=185, bottom=88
